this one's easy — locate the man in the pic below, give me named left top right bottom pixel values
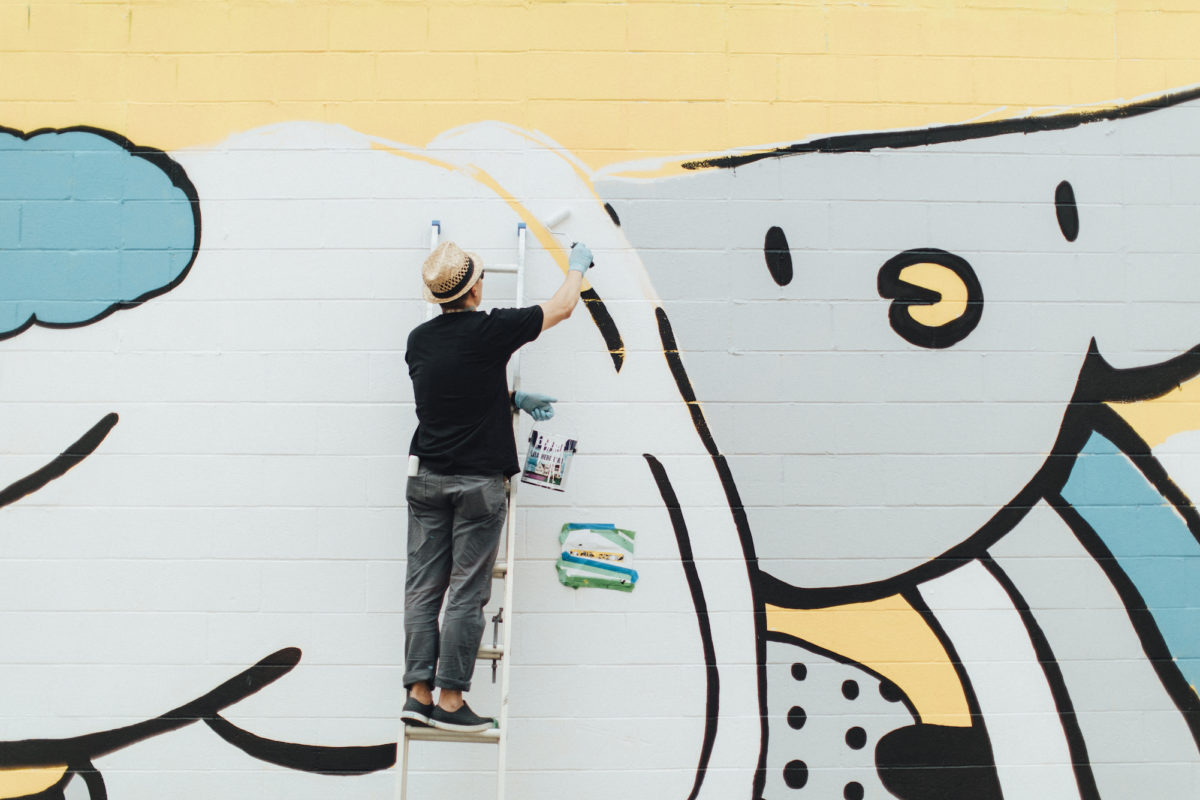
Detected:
left=401, top=239, right=593, bottom=732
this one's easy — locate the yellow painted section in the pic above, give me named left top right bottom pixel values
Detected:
left=1111, top=382, right=1200, bottom=449
left=898, top=262, right=969, bottom=328
left=0, top=0, right=1198, bottom=169
left=0, top=765, right=68, bottom=798
left=767, top=597, right=972, bottom=727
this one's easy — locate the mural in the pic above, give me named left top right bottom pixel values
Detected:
left=2, top=34, right=1200, bottom=800
left=601, top=88, right=1200, bottom=799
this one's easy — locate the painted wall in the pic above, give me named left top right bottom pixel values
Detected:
left=1, top=2, right=1200, bottom=798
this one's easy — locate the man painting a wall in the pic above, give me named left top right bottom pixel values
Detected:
left=401, top=240, right=593, bottom=732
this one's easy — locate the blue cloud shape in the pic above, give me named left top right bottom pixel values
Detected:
left=0, top=127, right=199, bottom=339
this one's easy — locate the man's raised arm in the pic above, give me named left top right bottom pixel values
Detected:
left=539, top=242, right=592, bottom=331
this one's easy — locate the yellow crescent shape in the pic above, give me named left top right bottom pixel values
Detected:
left=898, top=262, right=970, bottom=328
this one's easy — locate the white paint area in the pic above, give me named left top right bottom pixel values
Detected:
left=919, top=561, right=1082, bottom=800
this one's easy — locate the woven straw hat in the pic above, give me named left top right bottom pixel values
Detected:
left=421, top=241, right=483, bottom=304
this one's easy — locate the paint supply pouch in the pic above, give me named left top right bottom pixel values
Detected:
left=556, top=523, right=637, bottom=592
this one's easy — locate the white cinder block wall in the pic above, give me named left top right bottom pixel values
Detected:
left=3, top=4, right=1200, bottom=799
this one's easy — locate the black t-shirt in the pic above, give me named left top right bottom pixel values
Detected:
left=406, top=306, right=544, bottom=477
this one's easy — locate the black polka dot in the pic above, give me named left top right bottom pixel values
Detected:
left=791, top=662, right=807, bottom=681
left=879, top=680, right=902, bottom=703
left=783, top=759, right=808, bottom=789
left=844, top=781, right=864, bottom=800
left=845, top=726, right=867, bottom=750
left=787, top=706, right=807, bottom=730
left=842, top=679, right=859, bottom=700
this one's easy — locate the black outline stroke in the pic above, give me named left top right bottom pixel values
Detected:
left=0, top=413, right=118, bottom=509
left=903, top=589, right=992, bottom=743
left=206, top=714, right=394, bottom=775
left=757, top=353, right=1200, bottom=610
left=980, top=555, right=1100, bottom=799
left=1047, top=493, right=1200, bottom=746
left=581, top=288, right=625, bottom=372
left=643, top=454, right=719, bottom=800
left=654, top=306, right=769, bottom=796
left=0, top=648, right=300, bottom=767
left=0, top=125, right=201, bottom=342
left=0, top=647, right=398, bottom=794
left=683, top=85, right=1200, bottom=170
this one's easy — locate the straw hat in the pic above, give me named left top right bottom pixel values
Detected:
left=421, top=241, right=483, bottom=304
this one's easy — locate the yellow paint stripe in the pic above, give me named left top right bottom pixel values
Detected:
left=369, top=140, right=575, bottom=278
left=767, top=596, right=971, bottom=727
left=0, top=765, right=68, bottom=798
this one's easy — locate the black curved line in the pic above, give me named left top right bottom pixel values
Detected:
left=205, top=715, right=395, bottom=776
left=1047, top=494, right=1200, bottom=747
left=0, top=125, right=202, bottom=343
left=0, top=648, right=301, bottom=767
left=756, top=346, right=1200, bottom=610
left=684, top=84, right=1200, bottom=170
left=643, top=454, right=720, bottom=800
left=979, top=555, right=1100, bottom=799
left=0, top=413, right=119, bottom=509
left=903, top=589, right=991, bottom=738
left=1075, top=339, right=1200, bottom=404
left=653, top=306, right=769, bottom=797
left=581, top=288, right=625, bottom=372
left=763, top=630, right=920, bottom=722
left=76, top=759, right=106, bottom=800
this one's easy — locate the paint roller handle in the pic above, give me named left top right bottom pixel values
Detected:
left=567, top=242, right=593, bottom=274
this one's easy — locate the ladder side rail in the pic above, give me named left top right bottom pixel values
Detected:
left=496, top=222, right=526, bottom=800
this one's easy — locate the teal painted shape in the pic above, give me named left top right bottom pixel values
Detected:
left=0, top=129, right=195, bottom=334
left=1063, top=433, right=1200, bottom=682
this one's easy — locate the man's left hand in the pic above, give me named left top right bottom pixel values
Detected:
left=514, top=390, right=556, bottom=421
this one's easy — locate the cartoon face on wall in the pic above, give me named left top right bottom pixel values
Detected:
left=601, top=96, right=1200, bottom=593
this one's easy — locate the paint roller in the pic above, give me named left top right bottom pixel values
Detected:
left=541, top=208, right=594, bottom=269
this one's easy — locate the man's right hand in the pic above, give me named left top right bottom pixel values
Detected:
left=568, top=242, right=593, bottom=274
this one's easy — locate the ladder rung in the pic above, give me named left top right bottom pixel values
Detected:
left=492, top=563, right=507, bottom=578
left=404, top=727, right=501, bottom=744
left=478, top=645, right=503, bottom=660
left=486, top=264, right=519, bottom=274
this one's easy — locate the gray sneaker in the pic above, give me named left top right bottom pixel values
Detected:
left=430, top=702, right=495, bottom=733
left=401, top=696, right=434, bottom=727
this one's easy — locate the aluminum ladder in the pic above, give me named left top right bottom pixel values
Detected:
left=396, top=220, right=527, bottom=800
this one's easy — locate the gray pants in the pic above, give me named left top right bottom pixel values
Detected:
left=403, top=468, right=507, bottom=692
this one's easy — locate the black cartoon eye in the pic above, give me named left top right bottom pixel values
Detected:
left=1055, top=180, right=1079, bottom=242
left=877, top=249, right=983, bottom=349
left=763, top=226, right=793, bottom=286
